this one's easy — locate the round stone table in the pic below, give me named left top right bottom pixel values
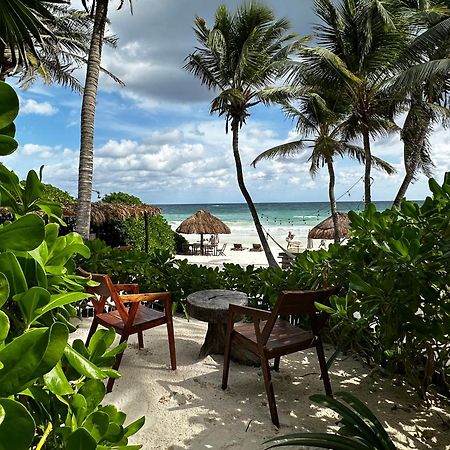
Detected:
left=186, top=289, right=258, bottom=365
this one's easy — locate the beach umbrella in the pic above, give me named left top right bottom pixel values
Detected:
left=308, top=212, right=350, bottom=241
left=176, top=210, right=231, bottom=255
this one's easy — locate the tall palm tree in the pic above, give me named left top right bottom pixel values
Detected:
left=76, top=0, right=130, bottom=239
left=252, top=93, right=394, bottom=242
left=185, top=3, right=296, bottom=267
left=290, top=0, right=405, bottom=207
left=393, top=1, right=450, bottom=206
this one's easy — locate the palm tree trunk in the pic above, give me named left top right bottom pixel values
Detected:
left=231, top=119, right=278, bottom=268
left=327, top=161, right=340, bottom=243
left=393, top=171, right=414, bottom=208
left=363, top=130, right=372, bottom=208
left=76, top=0, right=109, bottom=239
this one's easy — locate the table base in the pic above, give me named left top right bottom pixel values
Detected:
left=199, top=322, right=260, bottom=366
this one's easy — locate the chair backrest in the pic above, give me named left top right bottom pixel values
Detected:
left=233, top=243, right=242, bottom=249
left=85, top=272, right=129, bottom=323
left=252, top=243, right=261, bottom=250
left=261, top=287, right=340, bottom=343
left=219, top=243, right=226, bottom=253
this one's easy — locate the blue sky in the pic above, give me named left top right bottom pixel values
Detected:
left=6, top=0, right=450, bottom=204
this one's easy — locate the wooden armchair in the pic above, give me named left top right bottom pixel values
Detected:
left=222, top=286, right=339, bottom=427
left=81, top=271, right=176, bottom=392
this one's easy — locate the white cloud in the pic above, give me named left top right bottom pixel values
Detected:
left=21, top=99, right=58, bottom=116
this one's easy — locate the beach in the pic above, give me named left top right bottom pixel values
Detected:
left=73, top=317, right=450, bottom=450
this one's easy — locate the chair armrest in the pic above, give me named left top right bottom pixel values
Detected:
left=113, top=283, right=139, bottom=294
left=119, top=292, right=171, bottom=303
left=229, top=304, right=271, bottom=320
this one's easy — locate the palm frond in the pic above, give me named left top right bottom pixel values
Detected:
left=251, top=140, right=311, bottom=167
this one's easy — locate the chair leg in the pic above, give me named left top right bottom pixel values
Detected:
left=315, top=339, right=332, bottom=396
left=107, top=333, right=128, bottom=393
left=273, top=356, right=281, bottom=372
left=85, top=317, right=99, bottom=346
left=260, top=355, right=279, bottom=427
left=166, top=317, right=176, bottom=370
left=138, top=331, right=144, bottom=349
left=221, top=324, right=233, bottom=390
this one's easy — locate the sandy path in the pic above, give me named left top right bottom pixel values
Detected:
left=72, top=318, right=450, bottom=450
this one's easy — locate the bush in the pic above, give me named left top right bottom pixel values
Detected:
left=102, top=191, right=175, bottom=253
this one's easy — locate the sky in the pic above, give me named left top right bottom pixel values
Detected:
left=7, top=0, right=450, bottom=205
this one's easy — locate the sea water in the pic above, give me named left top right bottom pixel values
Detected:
left=158, top=201, right=394, bottom=248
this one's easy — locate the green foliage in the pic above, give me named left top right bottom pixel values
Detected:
left=101, top=191, right=175, bottom=253
left=264, top=392, right=396, bottom=449
left=0, top=81, right=144, bottom=449
left=103, top=191, right=142, bottom=205
left=41, top=183, right=76, bottom=205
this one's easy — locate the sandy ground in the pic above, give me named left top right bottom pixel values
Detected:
left=73, top=318, right=450, bottom=450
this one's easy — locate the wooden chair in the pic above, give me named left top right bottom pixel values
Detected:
left=81, top=271, right=176, bottom=392
left=222, top=286, right=339, bottom=427
left=217, top=243, right=226, bottom=256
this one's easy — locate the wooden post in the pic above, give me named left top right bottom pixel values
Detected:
left=144, top=212, right=149, bottom=254
left=200, top=233, right=204, bottom=255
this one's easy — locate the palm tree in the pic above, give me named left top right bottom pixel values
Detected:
left=252, top=92, right=394, bottom=243
left=0, top=0, right=60, bottom=74
left=290, top=0, right=405, bottom=207
left=76, top=0, right=130, bottom=239
left=185, top=3, right=296, bottom=267
left=392, top=1, right=450, bottom=206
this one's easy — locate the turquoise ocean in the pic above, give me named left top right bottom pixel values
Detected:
left=157, top=201, right=394, bottom=247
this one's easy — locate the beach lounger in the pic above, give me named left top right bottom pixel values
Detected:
left=231, top=243, right=245, bottom=251
left=249, top=243, right=263, bottom=252
left=222, top=286, right=340, bottom=427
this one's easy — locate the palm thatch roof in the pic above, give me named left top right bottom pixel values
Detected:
left=176, top=210, right=231, bottom=235
left=308, top=212, right=350, bottom=240
left=0, top=202, right=160, bottom=226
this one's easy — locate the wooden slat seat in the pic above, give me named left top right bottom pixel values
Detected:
left=78, top=269, right=176, bottom=392
left=222, top=287, right=340, bottom=427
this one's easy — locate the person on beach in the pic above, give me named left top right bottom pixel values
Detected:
left=209, top=234, right=218, bottom=245
left=286, top=231, right=294, bottom=243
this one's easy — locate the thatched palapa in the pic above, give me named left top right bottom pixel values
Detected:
left=308, top=212, right=350, bottom=240
left=62, top=202, right=160, bottom=226
left=176, top=210, right=231, bottom=255
left=0, top=202, right=160, bottom=226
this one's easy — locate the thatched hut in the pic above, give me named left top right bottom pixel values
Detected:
left=308, top=212, right=350, bottom=243
left=0, top=202, right=161, bottom=250
left=176, top=210, right=231, bottom=255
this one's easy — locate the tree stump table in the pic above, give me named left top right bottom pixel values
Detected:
left=186, top=289, right=259, bottom=365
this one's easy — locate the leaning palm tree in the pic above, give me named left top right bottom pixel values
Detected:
left=392, top=1, right=450, bottom=206
left=185, top=3, right=296, bottom=267
left=252, top=93, right=395, bottom=243
left=76, top=0, right=130, bottom=239
left=290, top=0, right=405, bottom=207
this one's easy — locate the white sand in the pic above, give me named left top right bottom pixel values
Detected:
left=73, top=318, right=450, bottom=450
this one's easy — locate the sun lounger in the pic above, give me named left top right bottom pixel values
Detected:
left=249, top=243, right=263, bottom=252
left=231, top=243, right=245, bottom=251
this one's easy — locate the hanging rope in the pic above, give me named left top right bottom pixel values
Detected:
left=261, top=224, right=297, bottom=258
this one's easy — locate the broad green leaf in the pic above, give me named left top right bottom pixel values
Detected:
left=0, top=164, right=21, bottom=198
left=0, top=322, right=68, bottom=396
left=123, top=416, right=145, bottom=438
left=0, top=404, right=3, bottom=426
left=0, top=123, right=15, bottom=138
left=264, top=432, right=371, bottom=449
left=43, top=361, right=74, bottom=395
left=0, top=399, right=35, bottom=450
left=0, top=273, right=10, bottom=308
left=0, top=82, right=19, bottom=128
left=13, top=286, right=50, bottom=325
left=0, top=252, right=27, bottom=297
left=99, top=405, right=126, bottom=427
left=65, top=427, right=97, bottom=450
left=0, top=214, right=45, bottom=251
left=0, top=311, right=9, bottom=343
left=23, top=170, right=43, bottom=209
left=0, top=135, right=18, bottom=156
left=17, top=255, right=47, bottom=289
left=82, top=411, right=109, bottom=442
left=79, top=379, right=106, bottom=414
left=63, top=345, right=106, bottom=379
left=36, top=292, right=90, bottom=319
left=70, top=394, right=88, bottom=426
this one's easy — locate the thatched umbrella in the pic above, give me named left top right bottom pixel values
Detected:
left=176, top=210, right=231, bottom=255
left=308, top=212, right=350, bottom=241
